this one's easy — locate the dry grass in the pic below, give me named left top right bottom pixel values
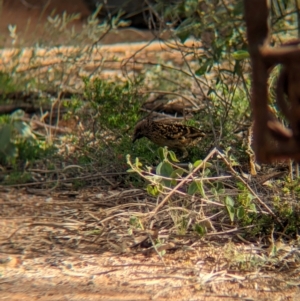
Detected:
left=1, top=179, right=300, bottom=300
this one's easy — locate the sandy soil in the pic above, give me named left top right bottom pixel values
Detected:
left=1, top=188, right=300, bottom=301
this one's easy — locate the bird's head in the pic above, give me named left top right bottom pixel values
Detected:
left=132, top=119, right=148, bottom=143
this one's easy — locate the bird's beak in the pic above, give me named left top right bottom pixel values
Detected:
left=132, top=130, right=144, bottom=143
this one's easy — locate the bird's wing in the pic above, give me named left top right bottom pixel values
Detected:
left=152, top=122, right=204, bottom=140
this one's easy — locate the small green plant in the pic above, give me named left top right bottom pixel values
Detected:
left=0, top=110, right=54, bottom=166
left=129, top=216, right=144, bottom=230
left=84, top=77, right=142, bottom=130
left=222, top=182, right=257, bottom=225
left=73, top=179, right=87, bottom=189
left=127, top=147, right=300, bottom=240
left=3, top=170, right=32, bottom=185
left=128, top=147, right=188, bottom=197
left=0, top=110, right=35, bottom=164
left=63, top=77, right=163, bottom=166
left=0, top=72, right=17, bottom=96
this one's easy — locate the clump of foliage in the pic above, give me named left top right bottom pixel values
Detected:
left=148, top=0, right=300, bottom=164
left=0, top=110, right=54, bottom=166
left=84, top=78, right=142, bottom=130
left=61, top=77, right=161, bottom=166
left=0, top=72, right=18, bottom=97
left=127, top=147, right=300, bottom=239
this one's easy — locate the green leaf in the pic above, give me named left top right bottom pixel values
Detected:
left=160, top=162, right=173, bottom=177
left=212, top=181, right=224, bottom=193
left=157, top=147, right=169, bottom=161
left=156, top=162, right=173, bottom=187
left=225, top=196, right=235, bottom=222
left=13, top=120, right=35, bottom=139
left=176, top=29, right=190, bottom=43
left=195, top=59, right=212, bottom=76
left=232, top=50, right=249, bottom=60
left=146, top=175, right=161, bottom=183
left=169, top=150, right=179, bottom=162
left=194, top=224, right=206, bottom=236
left=170, top=168, right=185, bottom=186
left=193, top=160, right=203, bottom=168
left=248, top=193, right=255, bottom=201
left=0, top=124, right=11, bottom=147
left=158, top=249, right=166, bottom=256
left=225, top=196, right=234, bottom=207
left=2, top=141, right=17, bottom=158
left=0, top=125, right=17, bottom=159
left=156, top=162, right=163, bottom=176
left=195, top=180, right=205, bottom=197
left=171, top=179, right=177, bottom=186
left=171, top=168, right=185, bottom=178
left=134, top=157, right=142, bottom=168
left=193, top=160, right=213, bottom=169
left=188, top=181, right=198, bottom=195
left=10, top=109, right=25, bottom=120
left=161, top=179, right=172, bottom=188
left=249, top=203, right=257, bottom=212
left=237, top=206, right=245, bottom=219
left=203, top=168, right=211, bottom=177
left=147, top=184, right=160, bottom=197
left=227, top=206, right=235, bottom=222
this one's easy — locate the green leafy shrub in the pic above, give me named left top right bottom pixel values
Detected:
left=84, top=77, right=142, bottom=130
left=0, top=110, right=54, bottom=166
left=127, top=146, right=300, bottom=239
left=0, top=72, right=17, bottom=97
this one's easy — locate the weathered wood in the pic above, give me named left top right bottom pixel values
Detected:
left=244, top=0, right=300, bottom=162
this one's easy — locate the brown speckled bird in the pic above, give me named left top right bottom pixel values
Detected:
left=132, top=118, right=205, bottom=158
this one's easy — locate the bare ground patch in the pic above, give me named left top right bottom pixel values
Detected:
left=0, top=189, right=299, bottom=301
